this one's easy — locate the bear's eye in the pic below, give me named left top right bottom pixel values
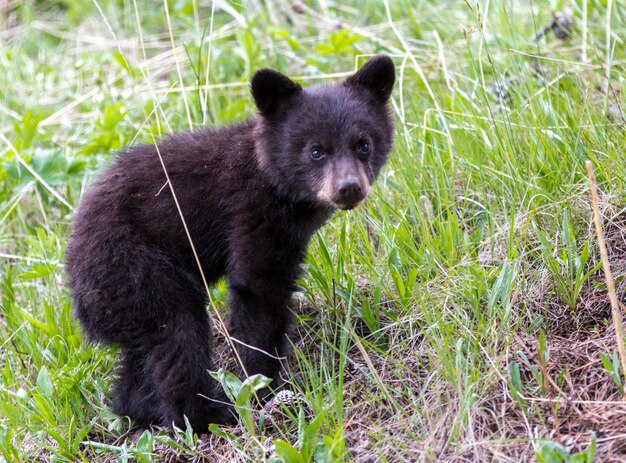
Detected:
left=310, top=146, right=325, bottom=161
left=356, top=140, right=370, bottom=154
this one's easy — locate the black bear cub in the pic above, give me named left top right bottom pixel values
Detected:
left=66, top=55, right=395, bottom=430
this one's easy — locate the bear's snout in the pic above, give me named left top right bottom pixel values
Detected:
left=334, top=177, right=365, bottom=209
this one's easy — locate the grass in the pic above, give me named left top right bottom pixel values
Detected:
left=1, top=0, right=626, bottom=461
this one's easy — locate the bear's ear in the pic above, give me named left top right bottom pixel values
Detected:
left=251, top=69, right=302, bottom=116
left=346, top=55, right=395, bottom=102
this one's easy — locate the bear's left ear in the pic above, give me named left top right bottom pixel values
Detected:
left=251, top=69, right=302, bottom=116
left=345, top=55, right=395, bottom=102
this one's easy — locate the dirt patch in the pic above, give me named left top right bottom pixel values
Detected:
left=546, top=197, right=626, bottom=336
left=488, top=197, right=626, bottom=460
left=487, top=326, right=626, bottom=461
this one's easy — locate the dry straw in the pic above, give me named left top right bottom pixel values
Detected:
left=586, top=160, right=626, bottom=394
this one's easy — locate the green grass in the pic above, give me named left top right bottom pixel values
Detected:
left=1, top=0, right=625, bottom=461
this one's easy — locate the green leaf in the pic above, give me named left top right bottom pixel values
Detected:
left=135, top=430, right=153, bottom=463
left=538, top=330, right=549, bottom=364
left=154, top=434, right=189, bottom=453
left=210, top=368, right=242, bottom=403
left=273, top=440, right=304, bottom=463
left=208, top=423, right=238, bottom=443
left=19, top=263, right=56, bottom=280
left=507, top=361, right=524, bottom=402
left=36, top=366, right=54, bottom=396
left=313, top=442, right=329, bottom=463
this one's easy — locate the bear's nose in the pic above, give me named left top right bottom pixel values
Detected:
left=336, top=178, right=364, bottom=206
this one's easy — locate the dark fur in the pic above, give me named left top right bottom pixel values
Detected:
left=66, top=55, right=395, bottom=431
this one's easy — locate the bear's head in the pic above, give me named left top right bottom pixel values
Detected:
left=251, top=55, right=395, bottom=210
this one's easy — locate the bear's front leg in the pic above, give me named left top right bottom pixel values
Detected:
left=227, top=276, right=294, bottom=389
left=226, top=225, right=305, bottom=391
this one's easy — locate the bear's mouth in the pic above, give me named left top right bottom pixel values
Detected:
left=335, top=198, right=365, bottom=210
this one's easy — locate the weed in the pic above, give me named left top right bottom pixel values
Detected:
left=535, top=437, right=596, bottom=463
left=534, top=210, right=601, bottom=311
left=600, top=350, right=624, bottom=396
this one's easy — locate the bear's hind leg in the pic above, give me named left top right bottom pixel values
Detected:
left=111, top=347, right=163, bottom=427
left=148, top=308, right=237, bottom=431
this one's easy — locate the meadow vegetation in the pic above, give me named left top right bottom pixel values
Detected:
left=1, top=0, right=625, bottom=461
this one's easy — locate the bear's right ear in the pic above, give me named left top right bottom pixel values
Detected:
left=251, top=69, right=302, bottom=116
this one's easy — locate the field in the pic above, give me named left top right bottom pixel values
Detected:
left=1, top=0, right=626, bottom=461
